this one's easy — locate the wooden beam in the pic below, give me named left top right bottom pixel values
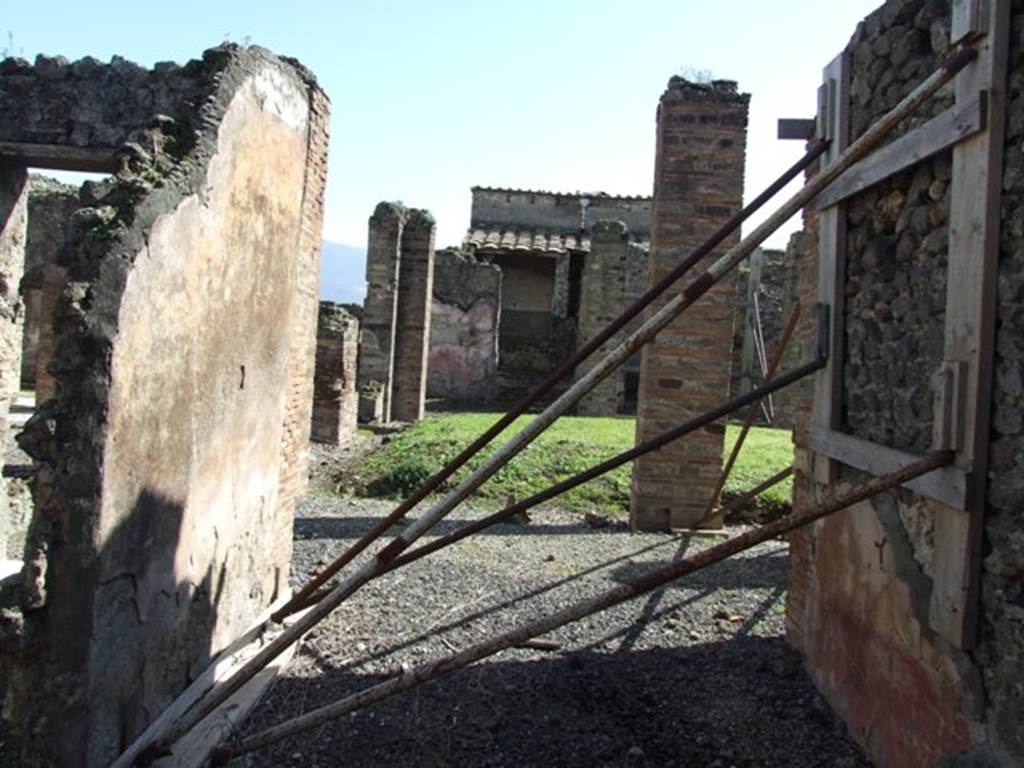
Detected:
left=111, top=594, right=305, bottom=768
left=814, top=93, right=987, bottom=210
left=0, top=141, right=117, bottom=173
left=777, top=118, right=816, bottom=140
left=930, top=0, right=1010, bottom=650
left=808, top=426, right=970, bottom=509
left=811, top=51, right=849, bottom=484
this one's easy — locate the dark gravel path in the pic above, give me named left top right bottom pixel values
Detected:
left=233, top=494, right=870, bottom=768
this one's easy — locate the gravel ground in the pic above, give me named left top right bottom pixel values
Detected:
left=233, top=490, right=871, bottom=768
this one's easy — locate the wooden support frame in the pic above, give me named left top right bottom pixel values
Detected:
left=809, top=0, right=1010, bottom=649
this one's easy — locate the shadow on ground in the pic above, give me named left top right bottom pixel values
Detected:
left=232, top=635, right=868, bottom=768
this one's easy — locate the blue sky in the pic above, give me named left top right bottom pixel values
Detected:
left=4, top=0, right=881, bottom=253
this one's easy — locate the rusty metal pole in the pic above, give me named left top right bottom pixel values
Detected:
left=720, top=465, right=795, bottom=515
left=273, top=141, right=831, bottom=622
left=289, top=358, right=826, bottom=607
left=150, top=48, right=976, bottom=756
left=212, top=451, right=954, bottom=761
left=704, top=304, right=802, bottom=520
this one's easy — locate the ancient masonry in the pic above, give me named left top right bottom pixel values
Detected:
left=786, top=0, right=1024, bottom=765
left=21, top=176, right=78, bottom=398
left=630, top=78, right=750, bottom=530
left=0, top=47, right=329, bottom=767
left=311, top=301, right=360, bottom=444
left=357, top=202, right=436, bottom=423
left=428, top=248, right=502, bottom=402
left=460, top=187, right=651, bottom=406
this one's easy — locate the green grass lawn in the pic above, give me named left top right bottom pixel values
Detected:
left=356, top=412, right=793, bottom=517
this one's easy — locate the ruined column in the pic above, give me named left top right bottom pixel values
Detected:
left=310, top=302, right=360, bottom=444
left=391, top=209, right=435, bottom=422
left=630, top=78, right=749, bottom=530
left=577, top=220, right=631, bottom=416
left=357, top=202, right=404, bottom=422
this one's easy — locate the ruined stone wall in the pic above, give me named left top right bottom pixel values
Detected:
left=21, top=176, right=78, bottom=391
left=471, top=187, right=651, bottom=236
left=0, top=47, right=328, bottom=767
left=356, top=203, right=435, bottom=423
left=729, top=247, right=800, bottom=428
left=787, top=1, right=1024, bottom=765
left=630, top=78, right=748, bottom=530
left=391, top=210, right=435, bottom=422
left=576, top=221, right=648, bottom=416
left=428, top=249, right=501, bottom=402
left=311, top=302, right=359, bottom=444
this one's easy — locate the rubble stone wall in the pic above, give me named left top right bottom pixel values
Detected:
left=787, top=1, right=1024, bottom=766
left=0, top=47, right=328, bottom=767
left=311, top=302, right=359, bottom=444
left=471, top=187, right=651, bottom=236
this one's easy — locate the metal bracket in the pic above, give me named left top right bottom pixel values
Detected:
left=933, top=360, right=968, bottom=451
left=815, top=302, right=830, bottom=361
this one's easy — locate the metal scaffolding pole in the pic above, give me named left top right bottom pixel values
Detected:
left=147, top=47, right=976, bottom=758
left=212, top=451, right=954, bottom=761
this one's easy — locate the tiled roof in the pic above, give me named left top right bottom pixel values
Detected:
left=465, top=226, right=649, bottom=255
left=465, top=226, right=590, bottom=255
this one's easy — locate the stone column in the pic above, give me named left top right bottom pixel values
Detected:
left=577, top=220, right=631, bottom=416
left=310, top=302, right=360, bottom=444
left=357, top=202, right=405, bottom=422
left=34, top=264, right=66, bottom=404
left=630, top=78, right=749, bottom=531
left=391, top=209, right=435, bottom=422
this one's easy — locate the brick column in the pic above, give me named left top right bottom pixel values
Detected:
left=311, top=302, right=360, bottom=444
left=357, top=202, right=405, bottom=422
left=630, top=78, right=749, bottom=531
left=577, top=220, right=631, bottom=416
left=391, top=209, right=435, bottom=422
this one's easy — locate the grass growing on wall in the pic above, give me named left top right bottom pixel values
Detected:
left=357, top=412, right=793, bottom=517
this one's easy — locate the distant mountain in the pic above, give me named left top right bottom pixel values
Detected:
left=320, top=240, right=366, bottom=304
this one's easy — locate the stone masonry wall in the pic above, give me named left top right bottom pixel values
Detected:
left=391, top=210, right=435, bottom=422
left=576, top=220, right=647, bottom=416
left=0, top=47, right=328, bottom=767
left=357, top=202, right=404, bottom=422
left=428, top=248, right=501, bottom=402
left=21, top=176, right=78, bottom=391
left=787, top=1, right=1024, bottom=766
left=471, top=187, right=651, bottom=237
left=311, top=302, right=359, bottom=444
left=729, top=247, right=799, bottom=428
left=630, top=78, right=748, bottom=530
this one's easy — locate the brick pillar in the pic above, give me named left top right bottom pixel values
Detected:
left=311, top=302, right=360, bottom=444
left=391, top=209, right=435, bottom=422
left=630, top=78, right=749, bottom=531
left=357, top=202, right=405, bottom=422
left=577, top=220, right=631, bottom=416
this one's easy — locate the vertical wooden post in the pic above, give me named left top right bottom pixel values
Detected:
left=811, top=52, right=849, bottom=485
left=738, top=248, right=764, bottom=400
left=929, top=0, right=1010, bottom=649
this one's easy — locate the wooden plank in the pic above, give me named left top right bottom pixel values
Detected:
left=952, top=0, right=986, bottom=44
left=930, top=0, right=1010, bottom=649
left=814, top=93, right=986, bottom=210
left=151, top=638, right=298, bottom=768
left=111, top=593, right=305, bottom=768
left=0, top=141, right=117, bottom=172
left=777, top=118, right=816, bottom=140
left=808, top=426, right=969, bottom=509
left=811, top=51, right=849, bottom=484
